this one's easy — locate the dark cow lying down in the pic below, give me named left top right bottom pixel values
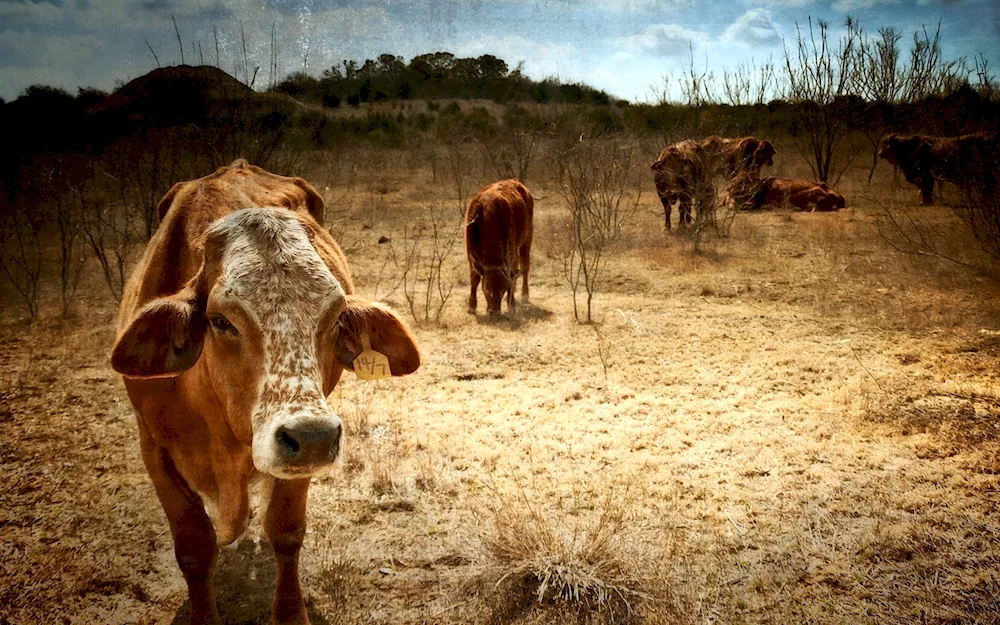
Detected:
left=465, top=179, right=534, bottom=316
left=737, top=176, right=846, bottom=212
left=879, top=131, right=996, bottom=205
left=112, top=159, right=420, bottom=624
left=650, top=136, right=776, bottom=229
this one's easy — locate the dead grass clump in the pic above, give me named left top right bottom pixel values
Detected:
left=313, top=546, right=366, bottom=625
left=472, top=482, right=655, bottom=624
left=860, top=520, right=949, bottom=564
left=368, top=424, right=400, bottom=497
left=868, top=391, right=1000, bottom=448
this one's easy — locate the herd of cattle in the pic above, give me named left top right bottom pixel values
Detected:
left=108, top=126, right=996, bottom=623
left=650, top=129, right=997, bottom=227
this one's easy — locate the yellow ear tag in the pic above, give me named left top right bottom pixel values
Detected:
left=352, top=333, right=392, bottom=380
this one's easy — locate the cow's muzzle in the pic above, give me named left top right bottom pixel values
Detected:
left=253, top=410, right=344, bottom=477
left=275, top=420, right=342, bottom=467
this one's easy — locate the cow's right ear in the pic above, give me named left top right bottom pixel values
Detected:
left=331, top=297, right=420, bottom=377
left=111, top=286, right=205, bottom=379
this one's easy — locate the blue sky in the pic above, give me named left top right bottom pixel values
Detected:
left=0, top=0, right=997, bottom=102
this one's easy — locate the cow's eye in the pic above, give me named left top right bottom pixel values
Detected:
left=208, top=314, right=239, bottom=336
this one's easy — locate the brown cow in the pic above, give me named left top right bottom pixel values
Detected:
left=650, top=140, right=700, bottom=229
left=464, top=179, right=534, bottom=316
left=651, top=136, right=775, bottom=229
left=111, top=159, right=420, bottom=625
left=738, top=175, right=846, bottom=212
left=879, top=131, right=996, bottom=205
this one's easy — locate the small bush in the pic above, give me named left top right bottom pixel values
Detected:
left=472, top=480, right=654, bottom=625
left=321, top=92, right=341, bottom=109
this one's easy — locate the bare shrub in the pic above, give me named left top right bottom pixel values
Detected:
left=76, top=169, right=144, bottom=303
left=476, top=104, right=541, bottom=183
left=387, top=203, right=461, bottom=324
left=722, top=58, right=777, bottom=107
left=0, top=182, right=44, bottom=318
left=472, top=479, right=654, bottom=625
left=853, top=23, right=972, bottom=182
left=951, top=148, right=1000, bottom=261
left=854, top=26, right=904, bottom=181
left=874, top=139, right=1000, bottom=275
left=3, top=157, right=90, bottom=318
left=100, top=134, right=187, bottom=240
left=558, top=136, right=643, bottom=323
left=688, top=151, right=742, bottom=238
left=48, top=160, right=88, bottom=316
left=445, top=142, right=476, bottom=216
left=781, top=18, right=864, bottom=185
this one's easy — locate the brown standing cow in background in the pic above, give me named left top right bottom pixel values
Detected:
left=465, top=179, right=534, bottom=316
left=879, top=131, right=996, bottom=205
left=111, top=159, right=421, bottom=625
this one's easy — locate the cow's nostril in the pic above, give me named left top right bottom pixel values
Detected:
left=276, top=427, right=300, bottom=457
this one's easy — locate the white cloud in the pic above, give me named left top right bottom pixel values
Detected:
left=454, top=35, right=577, bottom=79
left=723, top=9, right=782, bottom=46
left=743, top=0, right=817, bottom=6
left=0, top=0, right=64, bottom=26
left=617, top=24, right=708, bottom=58
left=504, top=0, right=694, bottom=9
left=0, top=30, right=112, bottom=97
left=830, top=0, right=901, bottom=11
left=0, top=29, right=103, bottom=67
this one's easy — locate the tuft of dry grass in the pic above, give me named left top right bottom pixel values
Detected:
left=470, top=479, right=661, bottom=624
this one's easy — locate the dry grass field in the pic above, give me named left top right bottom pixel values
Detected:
left=2, top=144, right=1000, bottom=625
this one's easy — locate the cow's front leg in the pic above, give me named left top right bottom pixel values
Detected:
left=143, top=444, right=221, bottom=625
left=660, top=195, right=672, bottom=230
left=264, top=477, right=311, bottom=625
left=679, top=195, right=693, bottom=226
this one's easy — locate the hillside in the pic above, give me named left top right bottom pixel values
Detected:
left=88, top=64, right=254, bottom=125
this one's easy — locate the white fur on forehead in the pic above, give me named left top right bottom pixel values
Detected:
left=207, top=208, right=343, bottom=303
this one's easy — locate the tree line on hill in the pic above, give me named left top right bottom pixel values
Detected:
left=273, top=52, right=620, bottom=108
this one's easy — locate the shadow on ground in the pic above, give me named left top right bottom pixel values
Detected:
left=170, top=540, right=330, bottom=625
left=474, top=301, right=554, bottom=329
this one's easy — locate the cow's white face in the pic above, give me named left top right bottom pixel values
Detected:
left=203, top=210, right=346, bottom=478
left=112, top=207, right=422, bottom=480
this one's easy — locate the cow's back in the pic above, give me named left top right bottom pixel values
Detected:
left=119, top=159, right=348, bottom=333
left=465, top=180, right=533, bottom=267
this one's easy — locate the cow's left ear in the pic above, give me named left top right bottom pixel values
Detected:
left=293, top=177, right=326, bottom=226
left=331, top=297, right=420, bottom=377
left=111, top=285, right=205, bottom=379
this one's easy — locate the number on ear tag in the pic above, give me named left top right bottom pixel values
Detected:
left=352, top=333, right=392, bottom=380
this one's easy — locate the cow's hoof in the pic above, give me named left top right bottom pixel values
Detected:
left=467, top=307, right=476, bottom=315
